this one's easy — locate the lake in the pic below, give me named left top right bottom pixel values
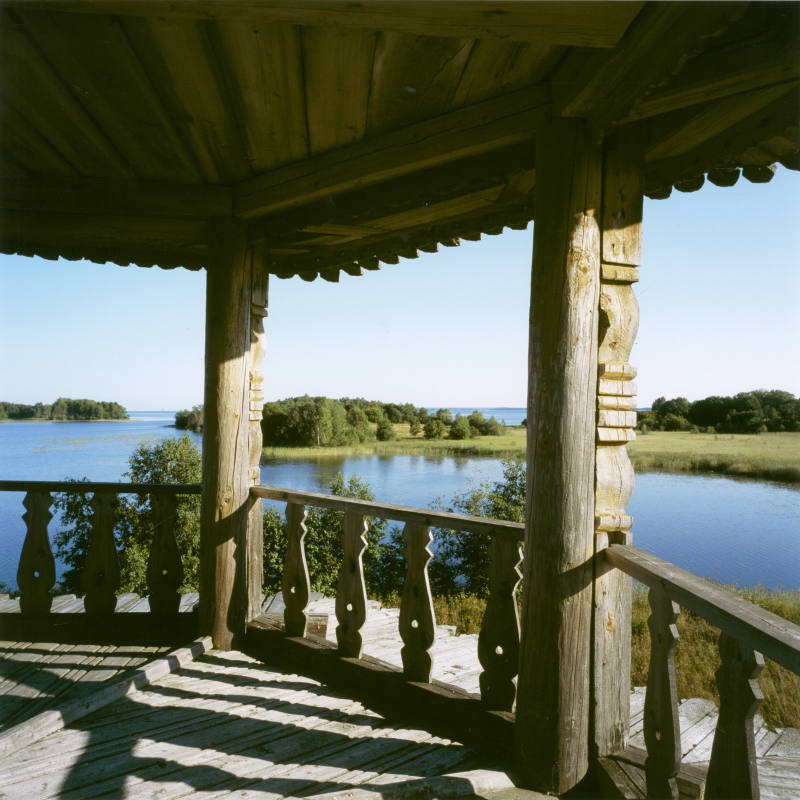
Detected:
left=1, top=412, right=798, bottom=591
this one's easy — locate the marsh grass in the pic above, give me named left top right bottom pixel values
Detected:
left=628, top=431, right=800, bottom=483
left=379, top=585, right=800, bottom=728
left=263, top=429, right=800, bottom=483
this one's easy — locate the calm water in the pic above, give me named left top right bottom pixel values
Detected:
left=1, top=412, right=798, bottom=590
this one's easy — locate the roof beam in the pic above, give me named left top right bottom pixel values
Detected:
left=235, top=84, right=548, bottom=220
left=0, top=176, right=232, bottom=219
left=553, top=3, right=747, bottom=130
left=4, top=2, right=643, bottom=47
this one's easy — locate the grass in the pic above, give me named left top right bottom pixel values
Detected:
left=378, top=586, right=800, bottom=729
left=628, top=431, right=800, bottom=483
left=263, top=426, right=800, bottom=484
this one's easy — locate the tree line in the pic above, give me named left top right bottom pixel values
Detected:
left=0, top=398, right=127, bottom=421
left=175, top=397, right=504, bottom=445
left=637, top=390, right=800, bottom=434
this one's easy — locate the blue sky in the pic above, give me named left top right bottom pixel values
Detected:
left=1, top=170, right=798, bottom=410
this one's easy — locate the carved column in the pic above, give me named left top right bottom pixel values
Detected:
left=517, top=118, right=601, bottom=794
left=593, top=126, right=643, bottom=756
left=200, top=219, right=253, bottom=649
left=248, top=246, right=268, bottom=621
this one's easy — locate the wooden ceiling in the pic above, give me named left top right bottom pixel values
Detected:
left=0, top=1, right=798, bottom=281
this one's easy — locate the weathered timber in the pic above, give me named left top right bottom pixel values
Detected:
left=705, top=634, right=765, bottom=800
left=604, top=545, right=800, bottom=674
left=335, top=511, right=368, bottom=658
left=644, top=586, right=682, bottom=800
left=477, top=536, right=521, bottom=711
left=84, top=492, right=120, bottom=616
left=147, top=493, right=183, bottom=616
left=244, top=615, right=517, bottom=761
left=399, top=522, right=435, bottom=682
left=283, top=501, right=310, bottom=637
left=251, top=484, right=524, bottom=540
left=199, top=219, right=252, bottom=649
left=594, top=125, right=643, bottom=758
left=10, top=2, right=642, bottom=47
left=247, top=262, right=268, bottom=621
left=235, top=84, right=550, bottom=218
left=517, top=117, right=601, bottom=794
left=0, top=612, right=198, bottom=647
left=17, top=491, right=55, bottom=615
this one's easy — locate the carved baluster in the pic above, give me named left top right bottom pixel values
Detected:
left=147, top=492, right=183, bottom=615
left=336, top=511, right=368, bottom=657
left=399, top=521, right=435, bottom=682
left=17, top=491, right=55, bottom=614
left=594, top=127, right=642, bottom=756
left=248, top=264, right=269, bottom=620
left=478, top=536, right=522, bottom=710
left=644, top=585, right=682, bottom=800
left=705, top=635, right=764, bottom=800
left=84, top=492, right=120, bottom=615
left=283, top=501, right=310, bottom=636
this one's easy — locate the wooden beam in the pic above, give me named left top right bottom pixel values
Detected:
left=235, top=84, right=549, bottom=219
left=516, top=118, right=601, bottom=794
left=553, top=3, right=747, bottom=129
left=0, top=176, right=232, bottom=219
left=5, top=2, right=643, bottom=47
left=200, top=220, right=252, bottom=650
left=247, top=142, right=535, bottom=243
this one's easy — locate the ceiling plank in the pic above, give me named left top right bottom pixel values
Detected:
left=1, top=176, right=232, bottom=219
left=235, top=84, right=548, bottom=219
left=3, top=2, right=644, bottom=48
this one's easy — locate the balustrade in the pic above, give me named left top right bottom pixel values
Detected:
left=605, top=543, right=800, bottom=799
left=1, top=480, right=200, bottom=620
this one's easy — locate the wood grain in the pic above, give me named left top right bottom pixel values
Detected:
left=199, top=219, right=252, bottom=649
left=517, top=117, right=601, bottom=794
left=706, top=634, right=765, bottom=799
left=335, top=511, right=368, bottom=658
left=477, top=537, right=521, bottom=711
left=644, top=586, right=681, bottom=799
left=147, top=493, right=183, bottom=616
left=399, top=522, right=435, bottom=683
left=83, top=492, right=120, bottom=616
left=283, top=501, right=310, bottom=637
left=17, top=491, right=55, bottom=615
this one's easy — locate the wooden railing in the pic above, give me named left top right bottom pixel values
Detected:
left=604, top=543, right=800, bottom=800
left=250, top=484, right=525, bottom=711
left=0, top=480, right=201, bottom=619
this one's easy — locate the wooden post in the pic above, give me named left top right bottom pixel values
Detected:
left=516, top=117, right=601, bottom=794
left=200, top=219, right=253, bottom=650
left=593, top=125, right=644, bottom=757
left=248, top=245, right=269, bottom=621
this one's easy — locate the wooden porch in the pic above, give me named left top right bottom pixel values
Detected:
left=2, top=1, right=800, bottom=797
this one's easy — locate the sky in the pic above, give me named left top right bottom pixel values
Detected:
left=1, top=169, right=798, bottom=411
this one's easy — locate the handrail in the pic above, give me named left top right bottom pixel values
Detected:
left=251, top=484, right=525, bottom=540
left=604, top=543, right=800, bottom=674
left=0, top=480, right=201, bottom=494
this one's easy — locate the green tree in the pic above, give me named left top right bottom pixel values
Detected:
left=53, top=436, right=202, bottom=595
left=409, top=417, right=422, bottom=436
left=423, top=418, right=445, bottom=439
left=376, top=415, right=396, bottom=441
left=175, top=405, right=203, bottom=432
left=449, top=414, right=472, bottom=440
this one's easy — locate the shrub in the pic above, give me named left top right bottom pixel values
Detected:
left=423, top=418, right=445, bottom=439
left=449, top=415, right=472, bottom=440
left=376, top=415, right=396, bottom=441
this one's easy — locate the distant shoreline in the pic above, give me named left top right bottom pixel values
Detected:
left=0, top=418, right=131, bottom=423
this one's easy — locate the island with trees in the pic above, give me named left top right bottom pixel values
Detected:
left=0, top=398, right=128, bottom=421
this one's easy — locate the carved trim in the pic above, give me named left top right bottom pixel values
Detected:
left=399, top=522, right=435, bottom=682
left=84, top=492, right=120, bottom=616
left=335, top=511, right=368, bottom=658
left=17, top=491, right=55, bottom=615
left=283, top=501, right=310, bottom=637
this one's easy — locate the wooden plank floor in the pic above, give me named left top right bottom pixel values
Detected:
left=0, top=649, right=520, bottom=799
